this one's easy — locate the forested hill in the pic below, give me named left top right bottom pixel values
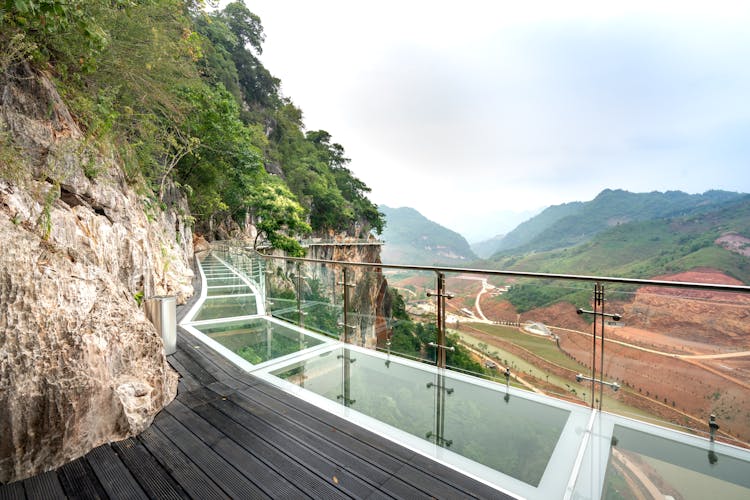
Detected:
left=380, top=206, right=477, bottom=265
left=0, top=1, right=383, bottom=256
left=490, top=189, right=745, bottom=257
left=491, top=193, right=750, bottom=283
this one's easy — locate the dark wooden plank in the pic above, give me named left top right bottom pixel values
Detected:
left=110, top=438, right=186, bottom=500
left=205, top=381, right=237, bottom=397
left=236, top=386, right=407, bottom=473
left=224, top=389, right=428, bottom=499
left=138, top=425, right=228, bottom=500
left=152, top=411, right=270, bottom=499
left=202, top=396, right=376, bottom=499
left=175, top=331, right=258, bottom=387
left=408, top=454, right=512, bottom=499
left=176, top=386, right=226, bottom=408
left=170, top=349, right=216, bottom=387
left=176, top=378, right=188, bottom=394
left=166, top=400, right=318, bottom=499
left=238, top=384, right=494, bottom=499
left=167, top=356, right=202, bottom=393
left=22, top=470, right=64, bottom=499
left=186, top=399, right=354, bottom=500
left=0, top=481, right=25, bottom=500
left=252, top=381, right=416, bottom=462
left=57, top=456, right=107, bottom=500
left=86, top=445, right=148, bottom=500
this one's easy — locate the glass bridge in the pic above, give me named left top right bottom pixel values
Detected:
left=179, top=245, right=750, bottom=500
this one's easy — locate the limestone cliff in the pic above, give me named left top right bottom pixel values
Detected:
left=0, top=63, right=192, bottom=482
left=264, top=242, right=390, bottom=348
left=305, top=243, right=390, bottom=347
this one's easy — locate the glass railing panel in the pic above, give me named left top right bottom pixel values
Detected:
left=298, top=260, right=343, bottom=340
left=345, top=268, right=389, bottom=349
left=440, top=273, right=597, bottom=404
left=259, top=255, right=344, bottom=340
left=376, top=268, right=439, bottom=365
left=269, top=343, right=589, bottom=495
left=437, top=371, right=572, bottom=487
left=600, top=283, right=750, bottom=448
left=262, top=256, right=303, bottom=326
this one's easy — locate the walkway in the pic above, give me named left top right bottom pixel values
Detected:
left=0, top=266, right=506, bottom=499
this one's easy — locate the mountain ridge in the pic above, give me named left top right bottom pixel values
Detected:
left=491, top=193, right=750, bottom=283
left=490, top=189, right=746, bottom=258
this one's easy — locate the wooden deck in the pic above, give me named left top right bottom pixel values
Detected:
left=1, top=309, right=510, bottom=499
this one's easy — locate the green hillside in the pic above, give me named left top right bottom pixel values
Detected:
left=380, top=206, right=477, bottom=265
left=491, top=201, right=583, bottom=253
left=1, top=1, right=383, bottom=256
left=492, top=189, right=745, bottom=257
left=493, top=195, right=750, bottom=283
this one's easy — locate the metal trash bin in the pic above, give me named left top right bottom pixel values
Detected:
left=145, top=296, right=176, bottom=355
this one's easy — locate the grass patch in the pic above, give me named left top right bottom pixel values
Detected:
left=468, top=323, right=587, bottom=372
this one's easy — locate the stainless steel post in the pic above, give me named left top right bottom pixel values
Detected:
left=144, top=296, right=176, bottom=355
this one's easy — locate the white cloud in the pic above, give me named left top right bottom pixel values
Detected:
left=221, top=0, right=750, bottom=239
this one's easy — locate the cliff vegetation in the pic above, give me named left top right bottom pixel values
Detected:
left=1, top=0, right=384, bottom=256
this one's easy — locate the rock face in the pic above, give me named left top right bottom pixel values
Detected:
left=263, top=242, right=390, bottom=348
left=304, top=243, right=390, bottom=348
left=0, top=63, right=190, bottom=482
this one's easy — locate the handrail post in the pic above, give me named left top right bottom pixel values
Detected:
left=342, top=267, right=352, bottom=344
left=427, top=272, right=453, bottom=368
left=598, top=283, right=606, bottom=411
left=296, top=262, right=303, bottom=328
left=577, top=283, right=621, bottom=410
left=437, top=272, right=446, bottom=368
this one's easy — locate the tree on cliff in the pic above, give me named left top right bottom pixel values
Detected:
left=1, top=0, right=384, bottom=252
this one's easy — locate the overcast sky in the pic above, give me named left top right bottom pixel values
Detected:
left=226, top=1, right=750, bottom=241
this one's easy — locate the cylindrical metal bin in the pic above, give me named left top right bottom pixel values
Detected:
left=144, top=296, right=177, bottom=355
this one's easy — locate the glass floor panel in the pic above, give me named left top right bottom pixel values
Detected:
left=203, top=269, right=237, bottom=278
left=192, top=295, right=258, bottom=321
left=206, top=285, right=253, bottom=296
left=193, top=318, right=326, bottom=366
left=271, top=346, right=571, bottom=488
left=204, top=276, right=249, bottom=287
left=601, top=424, right=750, bottom=500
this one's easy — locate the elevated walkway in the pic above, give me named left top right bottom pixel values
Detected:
left=0, top=259, right=504, bottom=500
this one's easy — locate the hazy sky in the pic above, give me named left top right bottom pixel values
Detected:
left=225, top=1, right=750, bottom=240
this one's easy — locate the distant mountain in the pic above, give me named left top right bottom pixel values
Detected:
left=492, top=193, right=750, bottom=283
left=380, top=206, right=477, bottom=265
left=491, top=189, right=746, bottom=257
left=471, top=234, right=506, bottom=259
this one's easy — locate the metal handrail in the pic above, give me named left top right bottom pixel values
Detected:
left=250, top=249, right=750, bottom=294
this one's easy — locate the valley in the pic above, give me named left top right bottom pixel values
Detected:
left=386, top=267, right=750, bottom=447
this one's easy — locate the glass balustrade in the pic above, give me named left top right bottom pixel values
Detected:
left=180, top=243, right=750, bottom=499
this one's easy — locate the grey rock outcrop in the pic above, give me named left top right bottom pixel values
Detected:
left=0, top=63, right=190, bottom=482
left=266, top=241, right=390, bottom=349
